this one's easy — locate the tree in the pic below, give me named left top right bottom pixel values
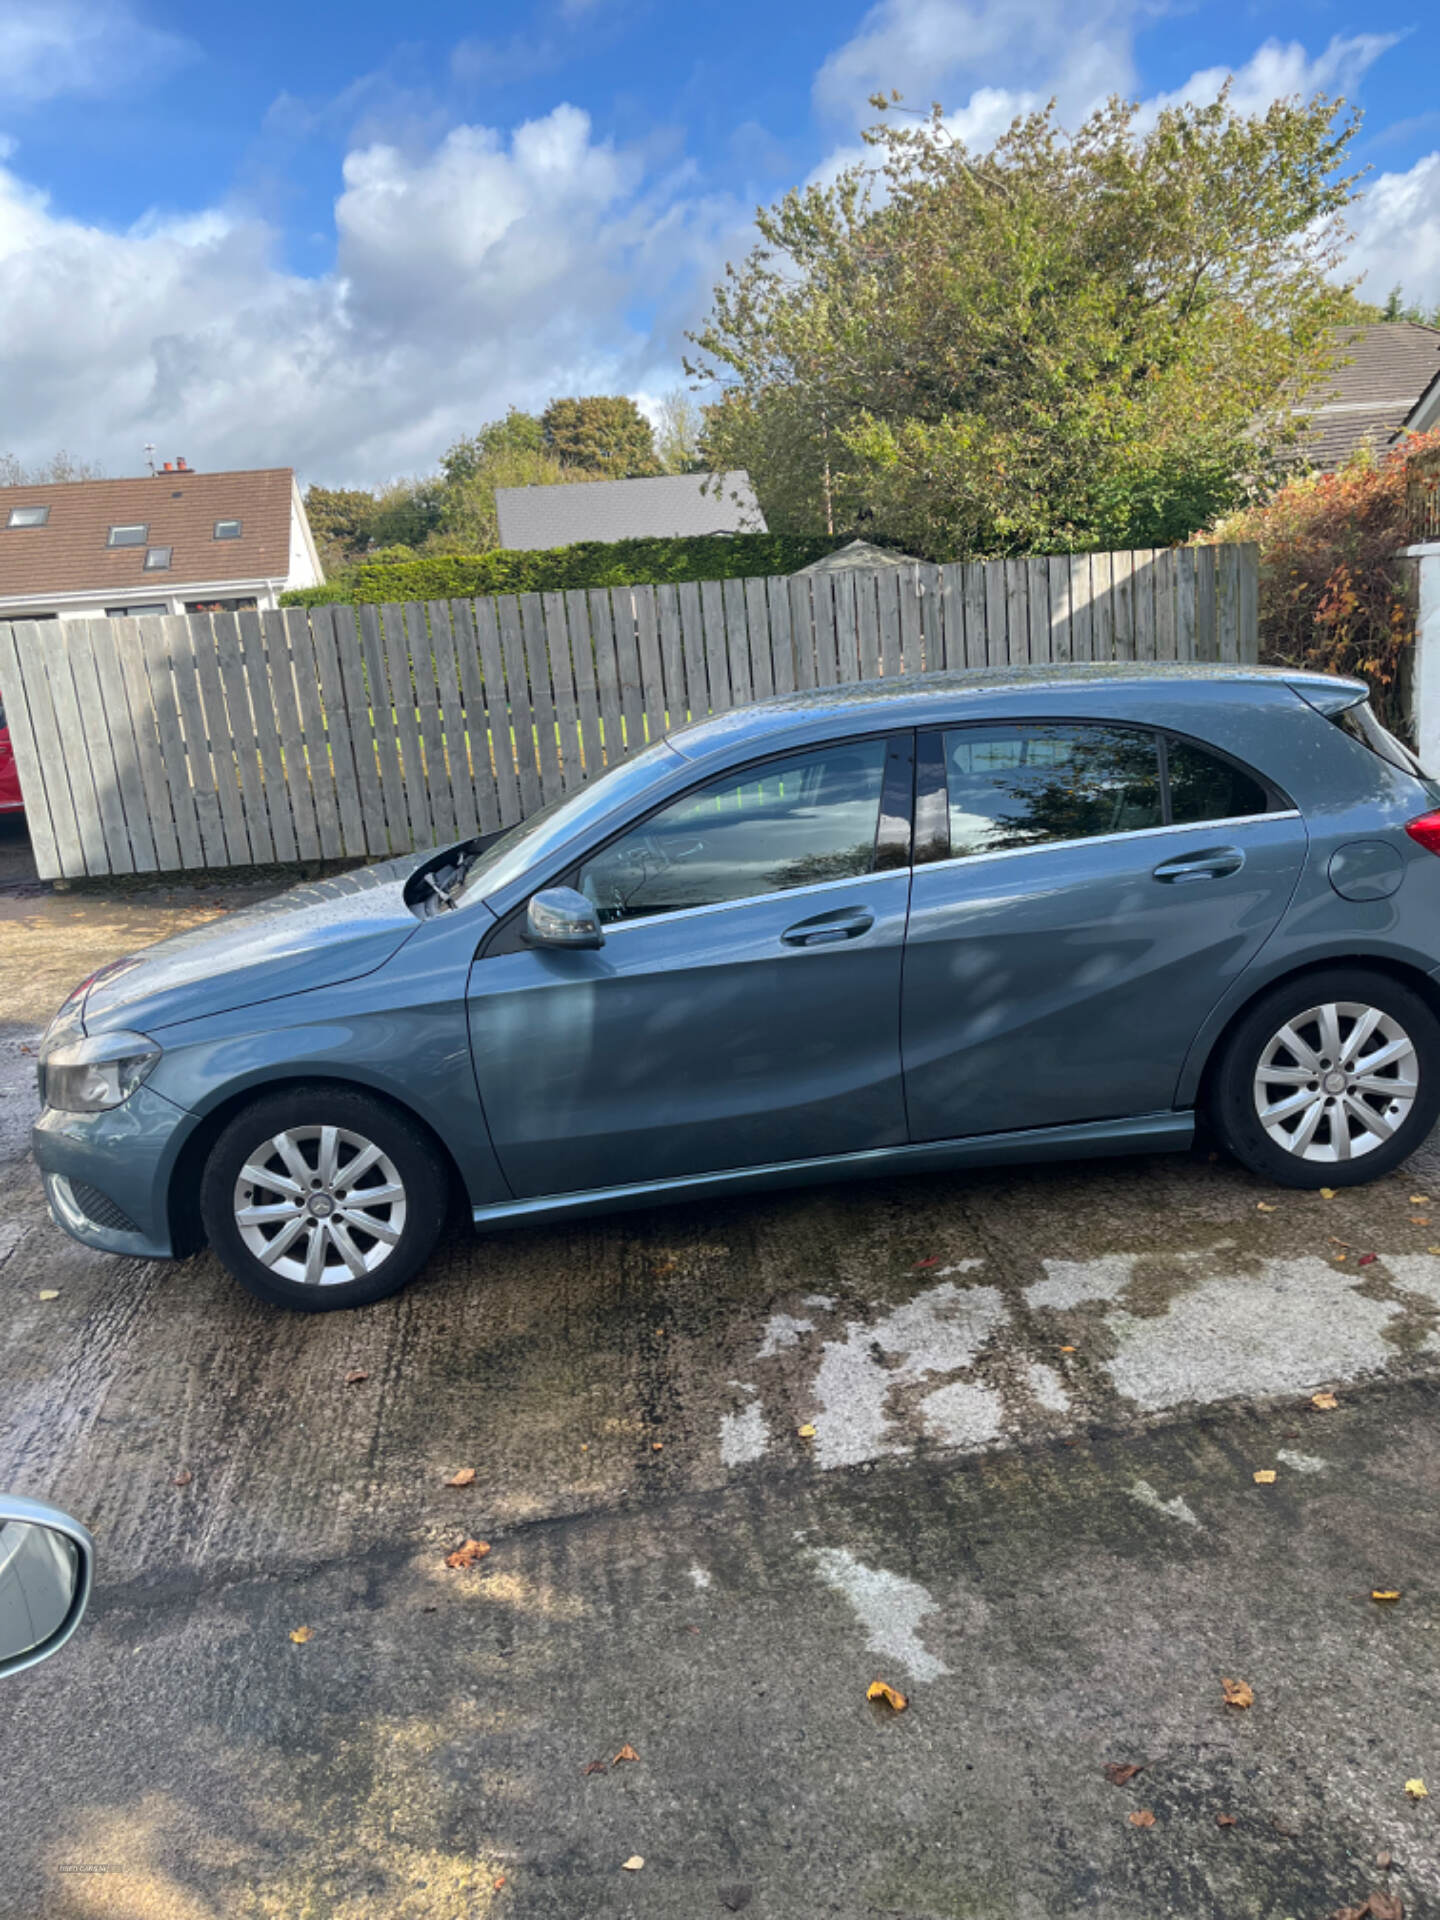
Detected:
left=0, top=450, right=104, bottom=486
left=691, top=90, right=1364, bottom=557
left=653, top=388, right=706, bottom=473
left=1205, top=428, right=1440, bottom=734
left=433, top=446, right=603, bottom=552
left=304, top=486, right=380, bottom=569
left=440, top=410, right=545, bottom=488
left=364, top=477, right=447, bottom=551
left=541, top=395, right=660, bottom=476
left=1380, top=286, right=1440, bottom=327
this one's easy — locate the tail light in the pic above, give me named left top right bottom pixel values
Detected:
left=1405, top=811, right=1440, bottom=855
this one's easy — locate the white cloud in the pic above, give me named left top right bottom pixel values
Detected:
left=1345, top=153, right=1440, bottom=306
left=0, top=105, right=742, bottom=486
left=0, top=0, right=191, bottom=105
left=1143, top=32, right=1401, bottom=121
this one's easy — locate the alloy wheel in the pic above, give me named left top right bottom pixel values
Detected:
left=232, top=1124, right=408, bottom=1285
left=1252, top=1000, right=1419, bottom=1164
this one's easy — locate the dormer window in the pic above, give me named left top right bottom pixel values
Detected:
left=107, top=523, right=148, bottom=547
left=6, top=505, right=49, bottom=528
left=213, top=518, right=242, bottom=539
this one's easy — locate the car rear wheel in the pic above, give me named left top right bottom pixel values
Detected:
left=200, top=1086, right=449, bottom=1310
left=1211, top=968, right=1440, bottom=1188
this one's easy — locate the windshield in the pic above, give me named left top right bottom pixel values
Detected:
left=456, top=739, right=682, bottom=904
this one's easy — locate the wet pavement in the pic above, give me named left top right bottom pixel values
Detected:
left=2, top=867, right=1439, bottom=1918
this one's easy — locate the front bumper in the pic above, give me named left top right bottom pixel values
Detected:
left=32, top=1084, right=198, bottom=1260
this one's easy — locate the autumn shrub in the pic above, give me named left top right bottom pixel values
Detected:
left=1207, top=429, right=1440, bottom=734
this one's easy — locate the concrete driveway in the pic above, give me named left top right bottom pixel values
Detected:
left=2, top=860, right=1439, bottom=1919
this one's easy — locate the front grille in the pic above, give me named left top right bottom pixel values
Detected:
left=69, top=1182, right=138, bottom=1234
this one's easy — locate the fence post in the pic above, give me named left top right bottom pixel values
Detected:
left=1407, top=541, right=1440, bottom=771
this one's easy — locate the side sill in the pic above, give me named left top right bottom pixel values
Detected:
left=472, top=1111, right=1194, bottom=1231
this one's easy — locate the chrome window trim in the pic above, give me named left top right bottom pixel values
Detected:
left=916, top=809, right=1301, bottom=878
left=598, top=863, right=913, bottom=938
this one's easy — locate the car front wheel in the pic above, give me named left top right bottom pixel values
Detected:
left=1211, top=968, right=1440, bottom=1188
left=199, top=1086, right=449, bottom=1310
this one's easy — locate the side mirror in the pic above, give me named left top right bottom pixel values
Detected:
left=526, top=887, right=605, bottom=950
left=0, top=1495, right=94, bottom=1678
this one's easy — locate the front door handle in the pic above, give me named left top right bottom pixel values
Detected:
left=781, top=908, right=876, bottom=947
left=1152, top=846, right=1245, bottom=884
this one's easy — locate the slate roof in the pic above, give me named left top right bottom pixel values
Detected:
left=793, top=538, right=920, bottom=574
left=495, top=471, right=765, bottom=550
left=0, top=468, right=296, bottom=600
left=1292, top=323, right=1440, bottom=468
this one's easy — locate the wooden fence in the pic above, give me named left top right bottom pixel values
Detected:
left=0, top=543, right=1257, bottom=881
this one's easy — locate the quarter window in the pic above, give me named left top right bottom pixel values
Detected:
left=577, top=738, right=890, bottom=925
left=1165, top=738, right=1269, bottom=822
left=107, top=524, right=147, bottom=547
left=941, top=724, right=1162, bottom=858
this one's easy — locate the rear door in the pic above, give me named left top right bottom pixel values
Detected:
left=469, top=733, right=915, bottom=1197
left=901, top=720, right=1308, bottom=1141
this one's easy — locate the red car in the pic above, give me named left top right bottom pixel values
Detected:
left=0, top=694, right=23, bottom=814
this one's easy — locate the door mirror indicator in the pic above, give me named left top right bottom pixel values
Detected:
left=526, top=887, right=605, bottom=950
left=0, top=1496, right=94, bottom=1677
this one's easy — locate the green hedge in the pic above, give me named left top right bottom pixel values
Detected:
left=281, top=532, right=853, bottom=607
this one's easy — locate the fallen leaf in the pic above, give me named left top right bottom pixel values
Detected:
left=173, top=1470, right=192, bottom=1487
left=1060, top=1344, right=1078, bottom=1353
left=1429, top=1247, right=1440, bottom=1257
left=343, top=1369, right=369, bottom=1385
left=1376, top=1852, right=1393, bottom=1870
left=444, top=1539, right=491, bottom=1570
left=915, top=1256, right=940, bottom=1269
left=797, top=1423, right=816, bottom=1439
left=1405, top=1778, right=1427, bottom=1799
left=866, top=1679, right=908, bottom=1712
left=1336, top=1253, right=1348, bottom=1262
left=581, top=1760, right=607, bottom=1776
left=37, top=1289, right=59, bottom=1301
left=651, top=1441, right=664, bottom=1451
left=1320, top=1187, right=1337, bottom=1200
left=1410, top=1196, right=1429, bottom=1206
left=1128, top=1810, right=1156, bottom=1829
left=1359, top=1253, right=1378, bottom=1267
left=1216, top=1813, right=1237, bottom=1827
left=1372, top=1590, right=1402, bottom=1604
left=1256, top=1201, right=1277, bottom=1212
left=1369, top=1892, right=1404, bottom=1920
left=1312, top=1392, right=1339, bottom=1410
left=613, top=1744, right=639, bottom=1764
left=289, top=1626, right=311, bottom=1644
left=1412, top=1217, right=1431, bottom=1227
left=1103, top=1762, right=1142, bottom=1786
left=622, top=1856, right=644, bottom=1872
left=493, top=1877, right=506, bottom=1891
left=1253, top=1469, right=1277, bottom=1484
left=1221, top=1677, right=1254, bottom=1709
left=444, top=1467, right=476, bottom=1488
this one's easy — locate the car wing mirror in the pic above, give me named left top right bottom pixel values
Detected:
left=0, top=1495, right=94, bottom=1678
left=526, top=887, right=605, bottom=950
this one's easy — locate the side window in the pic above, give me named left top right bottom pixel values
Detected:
left=941, top=723, right=1162, bottom=858
left=1166, top=737, right=1270, bottom=822
left=577, top=738, right=890, bottom=925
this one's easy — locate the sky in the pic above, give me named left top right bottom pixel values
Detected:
left=1, top=0, right=1438, bottom=490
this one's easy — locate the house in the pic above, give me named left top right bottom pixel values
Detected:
left=0, top=463, right=324, bottom=621
left=1293, top=322, right=1440, bottom=469
left=495, top=470, right=765, bottom=550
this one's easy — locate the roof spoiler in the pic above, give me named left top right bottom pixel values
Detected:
left=1289, top=678, right=1368, bottom=717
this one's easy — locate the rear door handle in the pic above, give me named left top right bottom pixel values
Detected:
left=781, top=908, right=876, bottom=947
left=1152, top=846, right=1245, bottom=884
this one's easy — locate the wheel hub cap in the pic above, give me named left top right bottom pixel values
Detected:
left=1253, top=1000, right=1419, bottom=1164
left=233, top=1124, right=407, bottom=1286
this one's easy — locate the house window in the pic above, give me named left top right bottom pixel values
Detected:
left=213, top=518, right=242, bottom=539
left=6, top=505, right=49, bottom=529
left=107, top=524, right=148, bottom=547
left=104, top=604, right=169, bottom=618
left=184, top=596, right=258, bottom=613
left=144, top=546, right=172, bottom=571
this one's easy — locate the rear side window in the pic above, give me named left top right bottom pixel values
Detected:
left=1165, top=738, right=1269, bottom=823
left=941, top=724, right=1161, bottom=858
left=1333, top=701, right=1429, bottom=780
left=578, top=738, right=889, bottom=924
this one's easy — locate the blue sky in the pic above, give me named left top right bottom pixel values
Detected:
left=1, top=0, right=1437, bottom=488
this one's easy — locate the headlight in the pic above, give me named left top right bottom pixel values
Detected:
left=39, top=1031, right=161, bottom=1113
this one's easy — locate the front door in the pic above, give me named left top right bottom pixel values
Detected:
left=470, top=734, right=913, bottom=1197
left=902, top=721, right=1308, bottom=1141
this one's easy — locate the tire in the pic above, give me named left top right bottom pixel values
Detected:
left=1210, top=967, right=1440, bottom=1189
left=200, top=1085, right=449, bottom=1311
